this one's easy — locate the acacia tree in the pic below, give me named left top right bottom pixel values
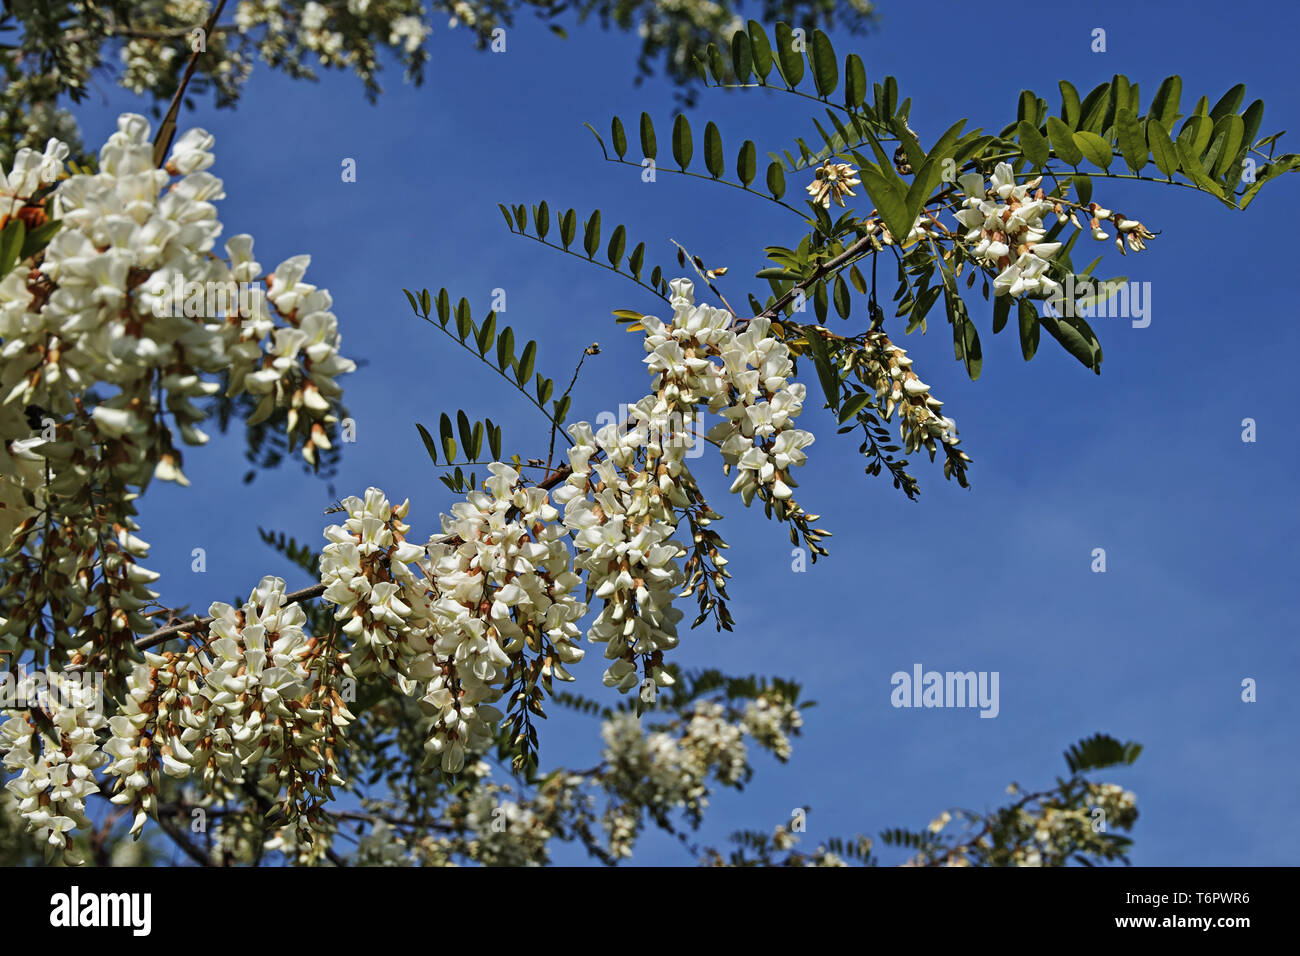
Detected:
left=0, top=6, right=1294, bottom=867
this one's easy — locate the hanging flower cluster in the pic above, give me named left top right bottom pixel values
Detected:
left=555, top=421, right=688, bottom=695
left=741, top=691, right=803, bottom=762
left=0, top=671, right=105, bottom=863
left=102, top=577, right=354, bottom=845
left=321, top=472, right=588, bottom=773
left=954, top=163, right=1064, bottom=299
left=0, top=115, right=354, bottom=688
left=850, top=329, right=961, bottom=455
left=641, top=280, right=816, bottom=512
left=599, top=703, right=748, bottom=856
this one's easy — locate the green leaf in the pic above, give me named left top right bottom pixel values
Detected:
left=1240, top=99, right=1265, bottom=151
left=611, top=117, right=627, bottom=160
left=496, top=326, right=515, bottom=370
left=455, top=298, right=473, bottom=342
left=497, top=203, right=514, bottom=232
left=605, top=223, right=626, bottom=267
left=436, top=289, right=449, bottom=326
left=838, top=391, right=871, bottom=423
left=1058, top=80, right=1081, bottom=129
left=992, top=294, right=1011, bottom=334
left=1177, top=114, right=1212, bottom=159
left=1175, top=139, right=1223, bottom=196
left=1017, top=120, right=1050, bottom=169
left=559, top=209, right=576, bottom=249
left=1147, top=119, right=1179, bottom=178
left=536, top=375, right=553, bottom=405
left=767, top=161, right=786, bottom=199
left=1065, top=734, right=1143, bottom=774
left=418, top=288, right=432, bottom=317
left=1018, top=298, right=1040, bottom=361
left=904, top=120, right=966, bottom=224
left=774, top=22, right=804, bottom=88
left=1046, top=116, right=1083, bottom=166
left=470, top=421, right=483, bottom=460
left=17, top=218, right=59, bottom=260
left=856, top=164, right=912, bottom=249
left=804, top=329, right=840, bottom=411
left=628, top=242, right=646, bottom=279
left=517, top=341, right=537, bottom=386
left=415, top=423, right=439, bottom=465
left=1209, top=83, right=1246, bottom=123
left=747, top=20, right=773, bottom=80
left=439, top=413, right=456, bottom=462
left=672, top=114, right=693, bottom=171
left=1072, top=131, right=1113, bottom=170
left=1150, top=75, right=1182, bottom=129
left=475, top=311, right=496, bottom=356
left=1114, top=108, right=1148, bottom=173
left=810, top=29, right=838, bottom=98
left=1039, top=310, right=1101, bottom=371
left=0, top=219, right=25, bottom=276
left=535, top=201, right=550, bottom=240
left=845, top=54, right=866, bottom=108
left=583, top=210, right=601, bottom=259
left=487, top=421, right=502, bottom=460
left=457, top=409, right=473, bottom=454
left=1078, top=81, right=1111, bottom=134
left=833, top=275, right=851, bottom=319
left=1209, top=113, right=1244, bottom=180
left=704, top=121, right=725, bottom=178
left=731, top=30, right=752, bottom=83
left=640, top=112, right=657, bottom=160
left=737, top=140, right=757, bottom=187
left=552, top=395, right=571, bottom=424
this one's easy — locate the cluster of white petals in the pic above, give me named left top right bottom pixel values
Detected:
left=0, top=114, right=353, bottom=686
left=102, top=577, right=354, bottom=844
left=321, top=473, right=587, bottom=773
left=600, top=703, right=747, bottom=856
left=852, top=329, right=961, bottom=455
left=742, top=692, right=803, bottom=761
left=0, top=672, right=105, bottom=862
left=955, top=163, right=1063, bottom=298
left=556, top=421, right=686, bottom=695
left=644, top=278, right=816, bottom=511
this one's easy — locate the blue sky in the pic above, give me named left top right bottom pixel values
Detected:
left=68, top=0, right=1299, bottom=864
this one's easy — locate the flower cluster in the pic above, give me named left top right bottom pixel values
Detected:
left=955, top=164, right=1063, bottom=299
left=321, top=474, right=587, bottom=773
left=420, top=464, right=587, bottom=771
left=556, top=422, right=687, bottom=695
left=0, top=115, right=353, bottom=689
left=643, top=279, right=816, bottom=512
left=599, top=703, right=748, bottom=856
left=102, top=577, right=354, bottom=844
left=742, top=691, right=803, bottom=762
left=321, top=489, right=429, bottom=685
left=850, top=329, right=961, bottom=455
left=806, top=160, right=861, bottom=208
left=0, top=671, right=106, bottom=863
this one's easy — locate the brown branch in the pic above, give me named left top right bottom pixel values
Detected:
left=132, top=582, right=327, bottom=653
left=151, top=0, right=229, bottom=168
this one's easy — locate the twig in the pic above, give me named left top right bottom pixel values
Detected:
left=151, top=0, right=228, bottom=168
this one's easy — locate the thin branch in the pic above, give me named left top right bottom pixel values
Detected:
left=151, top=0, right=228, bottom=168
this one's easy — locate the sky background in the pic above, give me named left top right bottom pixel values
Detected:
left=65, top=0, right=1299, bottom=864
